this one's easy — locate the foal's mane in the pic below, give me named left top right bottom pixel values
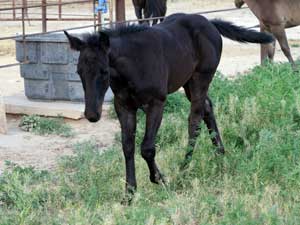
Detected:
left=103, top=24, right=149, bottom=37
left=82, top=24, right=149, bottom=47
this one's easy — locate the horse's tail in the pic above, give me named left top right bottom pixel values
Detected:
left=146, top=0, right=167, bottom=18
left=210, top=19, right=274, bottom=44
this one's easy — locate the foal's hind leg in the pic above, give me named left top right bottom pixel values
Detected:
left=203, top=97, right=224, bottom=154
left=182, top=71, right=224, bottom=167
left=183, top=72, right=210, bottom=163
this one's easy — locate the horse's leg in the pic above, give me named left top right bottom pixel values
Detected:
left=134, top=6, right=143, bottom=24
left=143, top=9, right=152, bottom=25
left=268, top=41, right=276, bottom=61
left=182, top=72, right=211, bottom=165
left=270, top=24, right=296, bottom=68
left=183, top=83, right=191, bottom=101
left=141, top=99, right=165, bottom=184
left=152, top=18, right=159, bottom=25
left=260, top=24, right=276, bottom=64
left=203, top=97, right=225, bottom=154
left=183, top=78, right=224, bottom=163
left=114, top=98, right=137, bottom=197
left=159, top=6, right=167, bottom=23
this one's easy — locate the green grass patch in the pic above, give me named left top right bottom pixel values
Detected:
left=291, top=43, right=300, bottom=48
left=1, top=62, right=300, bottom=224
left=19, top=115, right=73, bottom=137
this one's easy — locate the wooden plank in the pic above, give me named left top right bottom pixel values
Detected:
left=0, top=92, right=8, bottom=134
left=4, top=94, right=85, bottom=120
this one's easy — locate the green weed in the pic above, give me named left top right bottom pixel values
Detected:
left=291, top=43, right=300, bottom=48
left=19, top=115, right=73, bottom=137
left=1, top=62, right=300, bottom=224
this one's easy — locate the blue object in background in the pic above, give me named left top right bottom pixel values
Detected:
left=95, top=0, right=108, bottom=13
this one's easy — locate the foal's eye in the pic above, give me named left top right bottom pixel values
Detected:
left=100, top=69, right=109, bottom=74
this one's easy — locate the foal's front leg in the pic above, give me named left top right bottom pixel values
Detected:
left=141, top=99, right=165, bottom=184
left=114, top=99, right=137, bottom=197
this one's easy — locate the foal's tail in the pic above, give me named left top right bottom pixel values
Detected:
left=211, top=19, right=274, bottom=44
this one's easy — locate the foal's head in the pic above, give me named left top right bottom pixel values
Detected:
left=64, top=31, right=110, bottom=122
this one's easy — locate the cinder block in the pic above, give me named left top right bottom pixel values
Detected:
left=52, top=72, right=69, bottom=100
left=20, top=64, right=49, bottom=80
left=16, top=41, right=38, bottom=63
left=70, top=50, right=80, bottom=64
left=41, top=42, right=69, bottom=64
left=68, top=82, right=84, bottom=101
left=24, top=79, right=52, bottom=100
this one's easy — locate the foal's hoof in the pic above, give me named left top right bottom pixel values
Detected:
left=121, top=186, right=136, bottom=205
left=121, top=196, right=132, bottom=206
left=292, top=66, right=299, bottom=73
left=150, top=171, right=165, bottom=184
left=121, top=193, right=134, bottom=206
left=216, top=146, right=225, bottom=155
left=180, top=155, right=193, bottom=171
left=180, top=161, right=190, bottom=171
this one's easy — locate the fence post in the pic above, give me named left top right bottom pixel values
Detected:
left=116, top=0, right=125, bottom=22
left=0, top=92, right=7, bottom=134
left=42, top=0, right=47, bottom=32
left=58, top=0, right=62, bottom=19
left=98, top=11, right=102, bottom=30
left=12, top=0, right=16, bottom=20
left=93, top=0, right=96, bottom=31
left=109, top=0, right=113, bottom=27
left=22, top=0, right=28, bottom=18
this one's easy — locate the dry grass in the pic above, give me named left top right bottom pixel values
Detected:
left=0, top=40, right=15, bottom=56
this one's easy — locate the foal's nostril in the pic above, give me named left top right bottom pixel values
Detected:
left=84, top=111, right=100, bottom=123
left=88, top=117, right=99, bottom=123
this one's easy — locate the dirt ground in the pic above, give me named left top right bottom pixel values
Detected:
left=0, top=0, right=300, bottom=171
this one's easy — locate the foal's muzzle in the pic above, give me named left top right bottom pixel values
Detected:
left=84, top=111, right=101, bottom=123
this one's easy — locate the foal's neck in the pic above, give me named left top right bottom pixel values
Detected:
left=108, top=37, right=123, bottom=68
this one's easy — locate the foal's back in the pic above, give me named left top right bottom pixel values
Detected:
left=113, top=14, right=223, bottom=95
left=153, top=14, right=223, bottom=93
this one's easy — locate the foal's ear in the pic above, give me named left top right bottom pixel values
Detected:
left=99, top=32, right=110, bottom=51
left=64, top=31, right=85, bottom=51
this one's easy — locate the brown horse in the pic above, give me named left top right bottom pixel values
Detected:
left=235, top=0, right=300, bottom=68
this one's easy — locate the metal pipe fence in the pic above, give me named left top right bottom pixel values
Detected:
left=0, top=0, right=104, bottom=24
left=0, top=3, right=251, bottom=69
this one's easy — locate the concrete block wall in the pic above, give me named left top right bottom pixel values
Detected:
left=16, top=33, right=113, bottom=102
